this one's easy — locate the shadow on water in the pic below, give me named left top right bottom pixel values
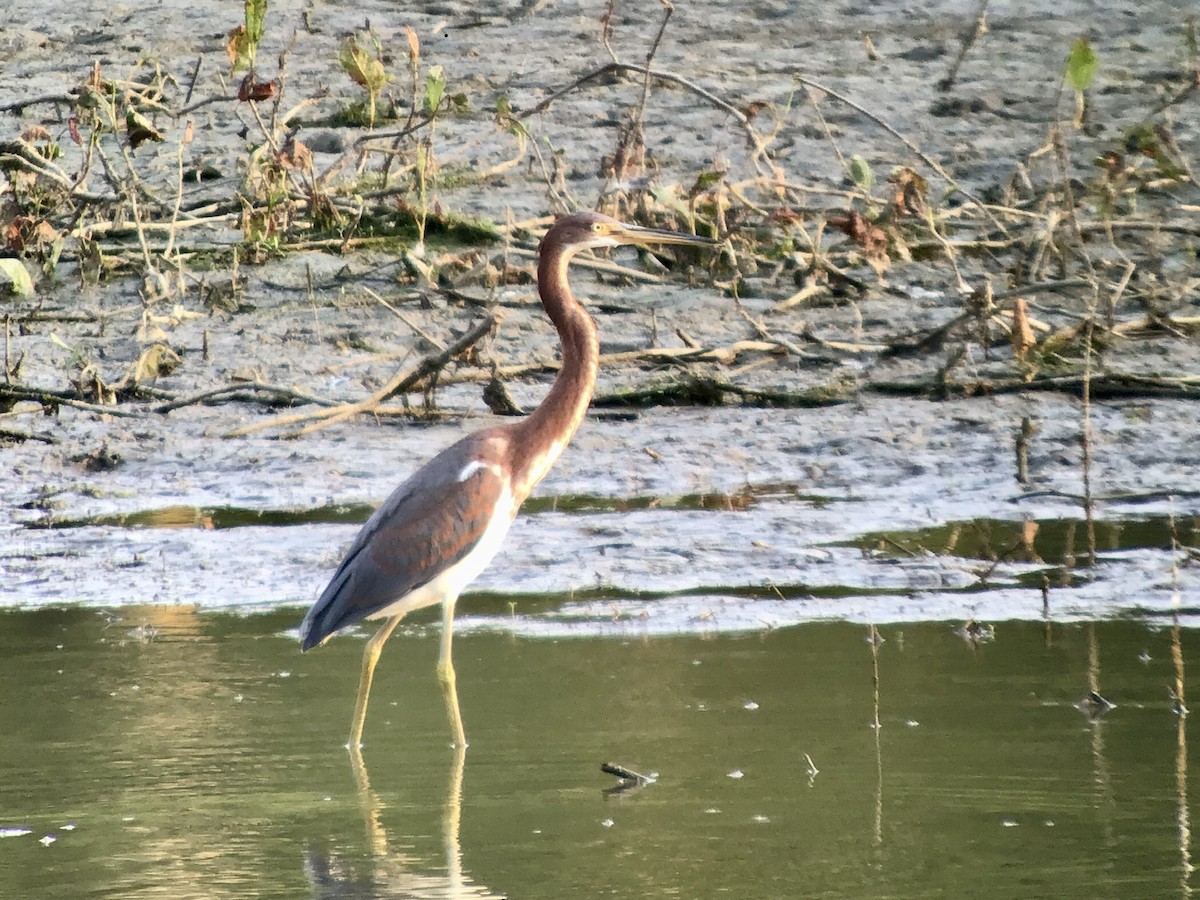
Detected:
left=853, top=514, right=1200, bottom=563
left=19, top=482, right=831, bottom=531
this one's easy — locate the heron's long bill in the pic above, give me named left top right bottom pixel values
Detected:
left=612, top=222, right=718, bottom=247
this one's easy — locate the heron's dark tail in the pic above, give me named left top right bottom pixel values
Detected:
left=298, top=567, right=355, bottom=651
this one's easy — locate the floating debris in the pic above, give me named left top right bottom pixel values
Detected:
left=600, top=761, right=657, bottom=797
left=600, top=762, right=656, bottom=785
left=957, top=619, right=996, bottom=647
left=727, top=769, right=744, bottom=780
left=743, top=701, right=759, bottom=711
left=1170, top=688, right=1189, bottom=717
left=1074, top=691, right=1115, bottom=719
left=0, top=827, right=32, bottom=839
left=128, top=623, right=158, bottom=642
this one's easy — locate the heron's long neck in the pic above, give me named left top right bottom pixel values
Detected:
left=509, top=246, right=599, bottom=501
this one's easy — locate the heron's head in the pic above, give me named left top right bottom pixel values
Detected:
left=541, top=210, right=715, bottom=256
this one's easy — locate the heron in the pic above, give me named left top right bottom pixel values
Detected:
left=299, top=211, right=716, bottom=749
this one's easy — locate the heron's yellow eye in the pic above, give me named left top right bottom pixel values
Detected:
left=591, top=222, right=603, bottom=233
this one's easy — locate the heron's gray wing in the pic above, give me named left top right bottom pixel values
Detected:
left=299, top=439, right=507, bottom=649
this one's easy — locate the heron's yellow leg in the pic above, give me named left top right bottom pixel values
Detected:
left=435, top=599, right=468, bottom=749
left=349, top=614, right=404, bottom=750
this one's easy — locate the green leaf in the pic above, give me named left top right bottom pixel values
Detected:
left=244, top=0, right=268, bottom=46
left=226, top=0, right=268, bottom=72
left=849, top=155, right=874, bottom=191
left=1065, top=38, right=1098, bottom=92
left=423, top=65, right=446, bottom=116
left=339, top=35, right=390, bottom=93
left=0, top=258, right=34, bottom=296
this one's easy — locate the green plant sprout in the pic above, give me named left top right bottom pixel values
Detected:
left=227, top=0, right=269, bottom=74
left=1065, top=37, right=1098, bottom=129
left=339, top=29, right=392, bottom=128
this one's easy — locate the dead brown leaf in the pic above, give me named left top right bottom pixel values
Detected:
left=828, top=210, right=889, bottom=274
left=403, top=24, right=420, bottom=62
left=1011, top=297, right=1036, bottom=362
left=888, top=166, right=928, bottom=218
left=20, top=125, right=51, bottom=144
left=237, top=74, right=278, bottom=102
left=277, top=136, right=313, bottom=172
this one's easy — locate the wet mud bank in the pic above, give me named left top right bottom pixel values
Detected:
left=1, top=1, right=1197, bottom=625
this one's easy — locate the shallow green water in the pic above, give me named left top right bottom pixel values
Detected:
left=2, top=609, right=1196, bottom=898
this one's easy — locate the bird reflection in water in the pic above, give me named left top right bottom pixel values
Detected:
left=303, top=744, right=502, bottom=899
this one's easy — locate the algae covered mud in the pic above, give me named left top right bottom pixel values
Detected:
left=2, top=249, right=1196, bottom=629
left=0, top=0, right=1197, bottom=624
left=4, top=394, right=1199, bottom=626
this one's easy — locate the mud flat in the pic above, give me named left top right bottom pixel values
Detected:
left=1, top=1, right=1197, bottom=623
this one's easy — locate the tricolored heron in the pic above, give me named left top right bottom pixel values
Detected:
left=300, top=211, right=715, bottom=749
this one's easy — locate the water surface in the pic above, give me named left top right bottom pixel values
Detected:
left=2, top=609, right=1195, bottom=898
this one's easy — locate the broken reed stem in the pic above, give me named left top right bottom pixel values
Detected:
left=528, top=58, right=1005, bottom=231
left=1086, top=621, right=1101, bottom=695
left=521, top=61, right=764, bottom=162
left=634, top=2, right=675, bottom=131
left=225, top=313, right=496, bottom=438
left=599, top=0, right=619, bottom=65
left=938, top=0, right=991, bottom=91
left=154, top=380, right=341, bottom=414
left=1046, top=124, right=1102, bottom=566
left=0, top=384, right=143, bottom=417
left=869, top=624, right=881, bottom=730
left=804, top=88, right=850, bottom=178
left=161, top=125, right=192, bottom=266
left=118, top=150, right=157, bottom=279
left=1172, top=619, right=1188, bottom=716
left=1080, top=325, right=1098, bottom=566
left=870, top=622, right=884, bottom=848
left=789, top=72, right=1007, bottom=236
